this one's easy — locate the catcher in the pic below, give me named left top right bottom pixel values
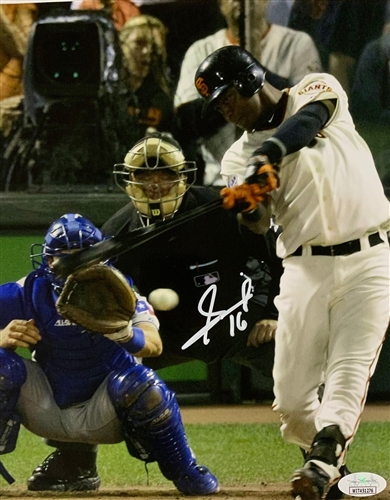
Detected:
left=0, top=213, right=219, bottom=495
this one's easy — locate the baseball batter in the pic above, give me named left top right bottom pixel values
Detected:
left=195, top=46, right=390, bottom=500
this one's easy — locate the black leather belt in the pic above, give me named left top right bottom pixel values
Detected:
left=291, top=231, right=383, bottom=257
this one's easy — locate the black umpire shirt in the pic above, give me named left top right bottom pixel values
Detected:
left=101, top=186, right=283, bottom=370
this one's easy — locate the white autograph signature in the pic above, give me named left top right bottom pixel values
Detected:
left=181, top=277, right=253, bottom=350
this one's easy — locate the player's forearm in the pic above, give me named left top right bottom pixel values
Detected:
left=253, top=100, right=333, bottom=165
left=132, top=322, right=163, bottom=358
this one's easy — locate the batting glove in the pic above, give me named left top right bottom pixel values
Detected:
left=245, top=154, right=280, bottom=190
left=220, top=183, right=268, bottom=213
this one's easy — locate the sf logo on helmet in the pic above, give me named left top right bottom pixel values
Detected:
left=195, top=77, right=210, bottom=97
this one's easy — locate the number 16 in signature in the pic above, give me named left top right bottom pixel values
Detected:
left=181, top=277, right=253, bottom=350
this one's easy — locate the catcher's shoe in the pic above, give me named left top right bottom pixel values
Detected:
left=27, top=449, right=100, bottom=492
left=174, top=463, right=219, bottom=495
left=291, top=460, right=341, bottom=500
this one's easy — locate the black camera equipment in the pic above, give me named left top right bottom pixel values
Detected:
left=2, top=9, right=139, bottom=192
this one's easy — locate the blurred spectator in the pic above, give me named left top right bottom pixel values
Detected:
left=288, top=0, right=343, bottom=70
left=72, top=0, right=139, bottom=30
left=174, top=0, right=322, bottom=186
left=120, top=14, right=173, bottom=138
left=351, top=22, right=390, bottom=125
left=0, top=3, right=37, bottom=101
left=0, top=95, right=23, bottom=139
left=266, top=0, right=295, bottom=27
left=137, top=0, right=224, bottom=85
left=350, top=22, right=390, bottom=193
left=327, top=0, right=389, bottom=96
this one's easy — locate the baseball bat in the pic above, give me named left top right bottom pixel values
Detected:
left=52, top=198, right=223, bottom=278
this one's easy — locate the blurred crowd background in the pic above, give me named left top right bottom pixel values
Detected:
left=0, top=0, right=389, bottom=195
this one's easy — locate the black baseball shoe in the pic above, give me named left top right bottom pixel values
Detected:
left=299, top=449, right=350, bottom=499
left=27, top=449, right=100, bottom=492
left=294, top=425, right=348, bottom=499
left=325, top=464, right=350, bottom=499
left=291, top=460, right=341, bottom=500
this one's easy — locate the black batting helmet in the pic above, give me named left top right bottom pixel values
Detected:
left=195, top=46, right=266, bottom=114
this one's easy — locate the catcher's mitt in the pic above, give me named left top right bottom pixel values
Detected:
left=56, top=264, right=137, bottom=334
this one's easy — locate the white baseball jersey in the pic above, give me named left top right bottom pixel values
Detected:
left=222, top=72, right=390, bottom=458
left=175, top=25, right=322, bottom=186
left=221, top=72, right=390, bottom=258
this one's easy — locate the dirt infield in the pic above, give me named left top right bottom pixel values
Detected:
left=1, top=404, right=388, bottom=500
left=0, top=485, right=309, bottom=500
left=179, top=403, right=390, bottom=424
left=2, top=483, right=390, bottom=500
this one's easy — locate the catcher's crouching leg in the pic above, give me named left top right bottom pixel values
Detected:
left=0, top=348, right=27, bottom=484
left=108, top=364, right=219, bottom=495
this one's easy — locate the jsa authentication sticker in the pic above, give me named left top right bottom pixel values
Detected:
left=338, top=472, right=387, bottom=497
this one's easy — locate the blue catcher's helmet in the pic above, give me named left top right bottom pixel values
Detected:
left=31, top=213, right=103, bottom=291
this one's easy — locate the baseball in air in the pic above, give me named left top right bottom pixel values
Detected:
left=148, top=288, right=180, bottom=311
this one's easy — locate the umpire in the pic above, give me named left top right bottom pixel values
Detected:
left=102, top=132, right=283, bottom=374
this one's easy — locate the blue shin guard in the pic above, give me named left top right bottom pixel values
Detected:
left=108, top=364, right=219, bottom=494
left=0, top=349, right=27, bottom=483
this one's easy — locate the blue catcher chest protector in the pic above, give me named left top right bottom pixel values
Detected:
left=107, top=363, right=219, bottom=494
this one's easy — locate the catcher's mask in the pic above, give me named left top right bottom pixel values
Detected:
left=31, top=213, right=103, bottom=292
left=195, top=45, right=266, bottom=116
left=114, top=133, right=197, bottom=225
